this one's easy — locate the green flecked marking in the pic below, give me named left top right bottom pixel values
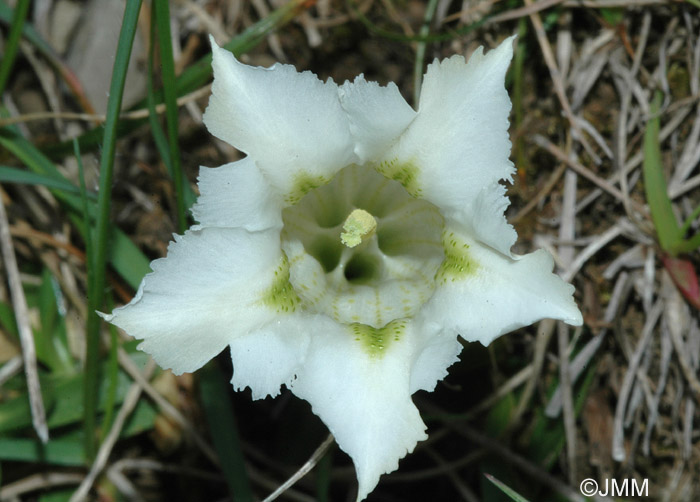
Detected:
left=261, top=253, right=300, bottom=313
left=285, top=171, right=329, bottom=205
left=436, top=231, right=478, bottom=283
left=350, top=319, right=407, bottom=357
left=375, top=159, right=422, bottom=197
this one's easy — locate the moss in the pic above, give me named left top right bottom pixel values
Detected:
left=435, top=231, right=478, bottom=283
left=261, top=253, right=300, bottom=313
left=374, top=159, right=422, bottom=198
left=350, top=319, right=406, bottom=357
left=285, top=171, right=329, bottom=205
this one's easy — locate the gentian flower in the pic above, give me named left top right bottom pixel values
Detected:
left=103, top=35, right=582, bottom=500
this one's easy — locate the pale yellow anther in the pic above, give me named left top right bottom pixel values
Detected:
left=340, top=208, right=377, bottom=248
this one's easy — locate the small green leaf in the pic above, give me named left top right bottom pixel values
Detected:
left=0, top=300, right=19, bottom=338
left=643, top=91, right=682, bottom=253
left=600, top=7, right=624, bottom=26
left=0, top=0, right=30, bottom=95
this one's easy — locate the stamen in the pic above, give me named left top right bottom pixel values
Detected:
left=340, top=209, right=377, bottom=248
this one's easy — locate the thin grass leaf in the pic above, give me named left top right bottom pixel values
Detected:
left=484, top=473, right=531, bottom=502
left=200, top=363, right=253, bottom=502
left=0, top=438, right=85, bottom=466
left=146, top=10, right=176, bottom=182
left=107, top=229, right=151, bottom=290
left=412, top=0, right=440, bottom=105
left=83, top=0, right=144, bottom=460
left=0, top=126, right=75, bottom=183
left=100, top=297, right=121, bottom=436
left=36, top=269, right=72, bottom=373
left=0, top=0, right=52, bottom=56
left=513, top=20, right=529, bottom=179
left=0, top=300, right=18, bottom=337
left=315, top=448, right=333, bottom=502
left=0, top=0, right=29, bottom=95
left=74, top=139, right=94, bottom=271
left=0, top=166, right=91, bottom=196
left=153, top=0, right=189, bottom=231
left=643, top=91, right=681, bottom=254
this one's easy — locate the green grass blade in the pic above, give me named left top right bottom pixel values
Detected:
left=484, top=473, right=531, bottom=502
left=0, top=299, right=19, bottom=337
left=153, top=0, right=188, bottom=231
left=0, top=437, right=85, bottom=466
left=0, top=0, right=30, bottom=95
left=36, top=269, right=72, bottom=373
left=146, top=9, right=175, bottom=179
left=513, top=20, right=529, bottom=177
left=83, top=0, right=144, bottom=460
left=412, top=0, right=439, bottom=105
left=100, top=297, right=121, bottom=435
left=315, top=448, right=333, bottom=502
left=0, top=1, right=52, bottom=56
left=200, top=364, right=253, bottom=502
left=643, top=91, right=681, bottom=254
left=74, top=139, right=94, bottom=280
left=0, top=165, right=91, bottom=196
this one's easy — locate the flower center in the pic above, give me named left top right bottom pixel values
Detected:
left=281, top=164, right=445, bottom=328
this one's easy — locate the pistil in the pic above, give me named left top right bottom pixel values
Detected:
left=340, top=209, right=377, bottom=248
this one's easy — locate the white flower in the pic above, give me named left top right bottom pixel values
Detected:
left=102, top=36, right=582, bottom=501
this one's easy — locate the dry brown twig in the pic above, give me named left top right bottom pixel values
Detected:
left=69, top=359, right=157, bottom=502
left=0, top=196, right=48, bottom=444
left=261, top=434, right=335, bottom=502
left=0, top=84, right=212, bottom=128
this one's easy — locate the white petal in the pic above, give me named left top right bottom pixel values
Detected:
left=420, top=227, right=582, bottom=346
left=409, top=324, right=463, bottom=394
left=229, top=315, right=311, bottom=399
left=338, top=76, right=416, bottom=162
left=389, top=36, right=517, bottom=253
left=203, top=38, right=356, bottom=203
left=191, top=158, right=282, bottom=232
left=290, top=317, right=428, bottom=501
left=102, top=228, right=290, bottom=374
left=463, top=181, right=517, bottom=256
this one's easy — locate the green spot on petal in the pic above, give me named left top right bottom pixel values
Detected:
left=436, top=231, right=478, bottom=283
left=261, top=253, right=300, bottom=313
left=350, top=319, right=407, bottom=357
left=285, top=171, right=329, bottom=205
left=375, top=159, right=422, bottom=197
